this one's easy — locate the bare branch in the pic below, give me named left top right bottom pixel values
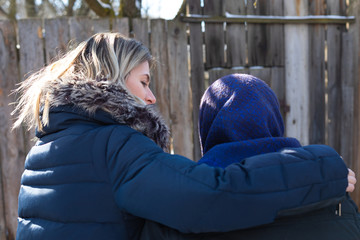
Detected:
left=43, top=0, right=58, bottom=16
left=9, top=0, right=17, bottom=19
left=119, top=0, right=141, bottom=18
left=77, top=0, right=91, bottom=16
left=66, top=0, right=76, bottom=16
left=25, top=0, right=37, bottom=17
left=84, top=0, right=114, bottom=17
left=0, top=5, right=9, bottom=18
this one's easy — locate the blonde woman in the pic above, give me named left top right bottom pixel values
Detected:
left=13, top=33, right=353, bottom=240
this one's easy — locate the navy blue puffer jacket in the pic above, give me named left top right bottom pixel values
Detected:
left=16, top=79, right=348, bottom=240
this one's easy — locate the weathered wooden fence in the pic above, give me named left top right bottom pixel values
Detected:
left=184, top=0, right=360, bottom=206
left=0, top=0, right=360, bottom=239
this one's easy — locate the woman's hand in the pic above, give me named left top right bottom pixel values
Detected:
left=346, top=168, right=356, bottom=193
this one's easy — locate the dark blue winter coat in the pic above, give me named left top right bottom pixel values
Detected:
left=192, top=74, right=360, bottom=239
left=16, top=78, right=348, bottom=240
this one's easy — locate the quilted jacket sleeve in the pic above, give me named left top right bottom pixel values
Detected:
left=106, top=127, right=348, bottom=233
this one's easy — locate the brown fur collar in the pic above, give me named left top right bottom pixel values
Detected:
left=45, top=78, right=170, bottom=151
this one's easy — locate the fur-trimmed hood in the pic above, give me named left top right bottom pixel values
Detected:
left=43, top=77, right=170, bottom=151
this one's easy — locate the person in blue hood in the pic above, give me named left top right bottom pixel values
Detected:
left=12, top=33, right=354, bottom=240
left=198, top=73, right=301, bottom=167
left=141, top=74, right=360, bottom=239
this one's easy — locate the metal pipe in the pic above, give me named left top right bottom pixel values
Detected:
left=181, top=14, right=355, bottom=24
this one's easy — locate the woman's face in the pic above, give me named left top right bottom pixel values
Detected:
left=125, top=61, right=156, bottom=105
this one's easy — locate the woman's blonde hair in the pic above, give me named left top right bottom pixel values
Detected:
left=12, top=32, right=154, bottom=131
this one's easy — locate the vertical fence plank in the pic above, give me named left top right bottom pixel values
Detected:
left=267, top=0, right=284, bottom=66
left=0, top=20, right=26, bottom=240
left=326, top=0, right=346, bottom=153
left=271, top=67, right=287, bottom=123
left=69, top=18, right=110, bottom=45
left=167, top=20, right=193, bottom=159
left=208, top=68, right=249, bottom=85
left=247, top=0, right=284, bottom=66
left=18, top=19, right=44, bottom=148
left=204, top=0, right=225, bottom=68
left=248, top=67, right=271, bottom=86
left=188, top=0, right=204, bottom=159
left=225, top=0, right=246, bottom=67
left=18, top=19, right=45, bottom=80
left=348, top=0, right=360, bottom=207
left=132, top=18, right=149, bottom=46
left=308, top=0, right=325, bottom=144
left=44, top=18, right=70, bottom=64
left=113, top=18, right=130, bottom=37
left=92, top=19, right=110, bottom=35
left=247, top=0, right=265, bottom=66
left=69, top=17, right=95, bottom=44
left=150, top=19, right=171, bottom=128
left=284, top=0, right=310, bottom=144
left=340, top=32, right=354, bottom=167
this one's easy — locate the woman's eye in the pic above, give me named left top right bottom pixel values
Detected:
left=141, top=81, right=147, bottom=87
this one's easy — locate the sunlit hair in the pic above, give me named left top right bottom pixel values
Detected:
left=12, top=32, right=154, bottom=131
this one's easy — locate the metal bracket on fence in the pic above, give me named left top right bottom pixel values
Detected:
left=181, top=13, right=356, bottom=24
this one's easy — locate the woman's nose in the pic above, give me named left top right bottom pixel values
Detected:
left=145, top=88, right=156, bottom=104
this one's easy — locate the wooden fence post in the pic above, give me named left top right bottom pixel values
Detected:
left=167, top=20, right=193, bottom=159
left=188, top=0, right=205, bottom=160
left=284, top=0, right=310, bottom=145
left=349, top=0, right=360, bottom=207
left=0, top=20, right=26, bottom=240
left=249, top=67, right=271, bottom=86
left=132, top=18, right=148, bottom=46
left=340, top=32, right=355, bottom=168
left=113, top=18, right=129, bottom=37
left=204, top=0, right=225, bottom=68
left=68, top=18, right=110, bottom=45
left=270, top=67, right=286, bottom=121
left=18, top=19, right=45, bottom=81
left=225, top=0, right=246, bottom=67
left=18, top=19, right=45, bottom=150
left=247, top=0, right=284, bottom=66
left=44, top=18, right=70, bottom=64
left=150, top=19, right=171, bottom=129
left=308, top=0, right=326, bottom=144
left=326, top=0, right=347, bottom=153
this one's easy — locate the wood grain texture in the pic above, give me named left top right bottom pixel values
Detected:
left=44, top=18, right=70, bottom=64
left=284, top=0, right=310, bottom=145
left=188, top=0, right=205, bottom=160
left=132, top=18, right=148, bottom=47
left=150, top=19, right=171, bottom=127
left=326, top=0, right=346, bottom=153
left=204, top=0, right=225, bottom=68
left=340, top=32, right=354, bottom=167
left=69, top=17, right=110, bottom=46
left=247, top=0, right=284, bottom=66
left=18, top=19, right=45, bottom=80
left=348, top=0, right=360, bottom=206
left=224, top=0, right=246, bottom=67
left=113, top=18, right=130, bottom=37
left=308, top=0, right=325, bottom=144
left=167, top=20, right=193, bottom=159
left=0, top=20, right=27, bottom=240
left=208, top=68, right=248, bottom=85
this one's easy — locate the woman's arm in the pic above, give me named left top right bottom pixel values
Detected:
left=106, top=127, right=348, bottom=233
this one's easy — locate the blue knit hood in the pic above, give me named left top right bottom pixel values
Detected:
left=198, top=74, right=301, bottom=168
